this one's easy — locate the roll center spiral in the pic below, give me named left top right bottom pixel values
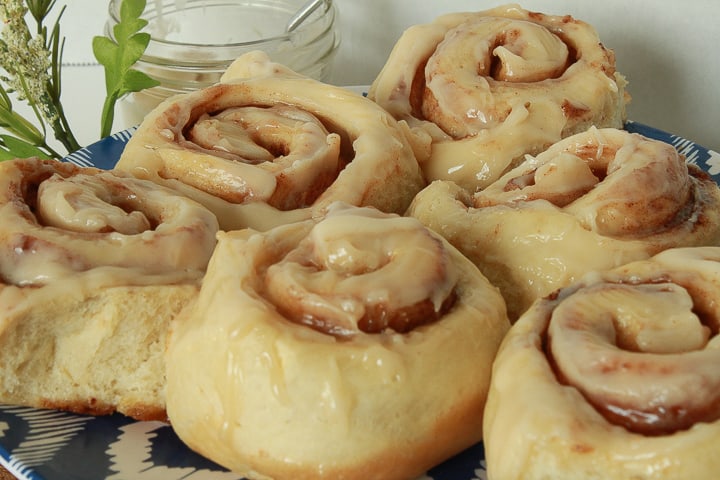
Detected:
left=547, top=280, right=720, bottom=435
left=421, top=17, right=571, bottom=137
left=36, top=173, right=154, bottom=235
left=476, top=129, right=697, bottom=237
left=163, top=104, right=343, bottom=210
left=263, top=204, right=458, bottom=337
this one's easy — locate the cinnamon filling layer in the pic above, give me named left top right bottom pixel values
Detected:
left=474, top=128, right=704, bottom=238
left=0, top=158, right=218, bottom=286
left=419, top=17, right=574, bottom=138
left=263, top=204, right=459, bottom=337
left=159, top=104, right=344, bottom=210
left=546, top=279, right=720, bottom=435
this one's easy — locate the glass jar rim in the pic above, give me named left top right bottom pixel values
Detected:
left=105, top=0, right=336, bottom=49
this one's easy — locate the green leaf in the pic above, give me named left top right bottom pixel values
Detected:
left=120, top=31, right=151, bottom=68
left=92, top=36, right=121, bottom=92
left=93, top=0, right=159, bottom=137
left=0, top=134, right=52, bottom=160
left=0, top=107, right=46, bottom=145
left=121, top=0, right=147, bottom=19
left=115, top=18, right=148, bottom=43
left=26, top=0, right=58, bottom=24
left=119, top=68, right=162, bottom=97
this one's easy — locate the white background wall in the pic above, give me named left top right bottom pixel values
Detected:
left=45, top=0, right=720, bottom=152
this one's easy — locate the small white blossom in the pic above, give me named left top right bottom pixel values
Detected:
left=0, top=0, right=28, bottom=23
left=0, top=0, right=57, bottom=125
left=0, top=0, right=82, bottom=157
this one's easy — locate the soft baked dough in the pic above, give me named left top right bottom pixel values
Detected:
left=0, top=158, right=219, bottom=420
left=166, top=203, right=509, bottom=480
left=484, top=246, right=720, bottom=480
left=116, top=51, right=427, bottom=231
left=369, top=3, right=628, bottom=192
left=407, top=127, right=720, bottom=320
left=0, top=282, right=197, bottom=421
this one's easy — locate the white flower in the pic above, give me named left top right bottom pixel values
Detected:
left=0, top=0, right=57, bottom=125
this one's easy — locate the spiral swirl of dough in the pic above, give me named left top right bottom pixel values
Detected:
left=0, top=158, right=219, bottom=286
left=0, top=157, right=219, bottom=421
left=369, top=4, right=628, bottom=191
left=483, top=247, right=720, bottom=480
left=408, top=127, right=720, bottom=320
left=165, top=202, right=509, bottom=480
left=116, top=51, right=427, bottom=231
left=264, top=203, right=458, bottom=336
left=184, top=105, right=340, bottom=209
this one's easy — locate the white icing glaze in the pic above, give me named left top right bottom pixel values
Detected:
left=369, top=3, right=628, bottom=191
left=407, top=128, right=720, bottom=320
left=38, top=174, right=151, bottom=234
left=174, top=105, right=342, bottom=209
left=116, top=51, right=427, bottom=231
left=479, top=127, right=695, bottom=236
left=0, top=158, right=218, bottom=287
left=423, top=17, right=570, bottom=135
left=483, top=247, right=720, bottom=480
left=165, top=203, right=510, bottom=479
left=264, top=203, right=458, bottom=335
left=550, top=281, right=718, bottom=431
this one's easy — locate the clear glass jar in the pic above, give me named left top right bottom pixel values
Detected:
left=104, top=0, right=340, bottom=128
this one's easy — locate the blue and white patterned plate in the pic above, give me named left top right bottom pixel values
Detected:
left=1, top=122, right=718, bottom=480
left=61, top=121, right=720, bottom=182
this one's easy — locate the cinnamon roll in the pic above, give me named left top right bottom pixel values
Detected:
left=165, top=202, right=509, bottom=480
left=484, top=246, right=720, bottom=480
left=407, top=127, right=720, bottom=320
left=116, top=51, right=427, bottom=231
left=0, top=157, right=219, bottom=420
left=369, top=4, right=628, bottom=192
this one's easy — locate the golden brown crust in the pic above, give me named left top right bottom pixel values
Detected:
left=0, top=283, right=198, bottom=421
left=116, top=51, right=427, bottom=231
left=484, top=246, right=720, bottom=480
left=369, top=4, right=628, bottom=192
left=0, top=157, right=218, bottom=421
left=408, top=128, right=720, bottom=320
left=0, top=466, right=16, bottom=480
left=35, top=398, right=167, bottom=421
left=166, top=204, right=509, bottom=479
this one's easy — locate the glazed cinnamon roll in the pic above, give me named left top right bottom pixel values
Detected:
left=369, top=4, right=628, bottom=191
left=165, top=202, right=509, bottom=480
left=0, top=157, right=219, bottom=420
left=407, top=127, right=720, bottom=320
left=116, top=51, right=427, bottom=231
left=484, top=246, right=720, bottom=480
